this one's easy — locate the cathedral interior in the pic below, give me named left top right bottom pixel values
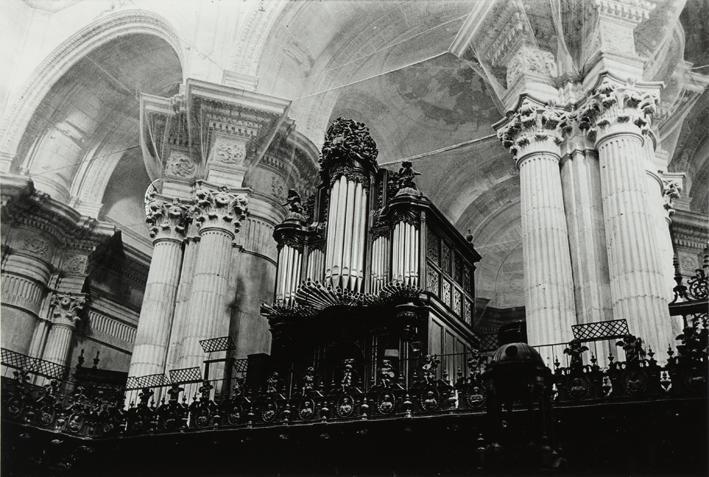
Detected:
left=0, top=0, right=708, bottom=475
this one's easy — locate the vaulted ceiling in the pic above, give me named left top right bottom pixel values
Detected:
left=11, top=0, right=709, bottom=313
left=16, top=33, right=182, bottom=240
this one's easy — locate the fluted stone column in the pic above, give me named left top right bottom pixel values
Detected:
left=560, top=131, right=612, bottom=327
left=42, top=293, right=86, bottom=366
left=176, top=185, right=248, bottom=371
left=580, top=78, right=673, bottom=354
left=165, top=222, right=200, bottom=371
left=641, top=134, right=677, bottom=302
left=496, top=99, right=576, bottom=346
left=128, top=197, right=189, bottom=379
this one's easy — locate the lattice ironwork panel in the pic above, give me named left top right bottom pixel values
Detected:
left=1, top=348, right=67, bottom=380
left=199, top=336, right=235, bottom=353
left=571, top=319, right=630, bottom=341
left=126, top=373, right=169, bottom=390
left=168, top=367, right=202, bottom=384
left=479, top=333, right=499, bottom=352
left=232, top=358, right=248, bottom=374
left=31, top=359, right=67, bottom=380
left=1, top=348, right=33, bottom=369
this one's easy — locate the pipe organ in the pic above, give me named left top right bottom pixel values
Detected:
left=263, top=118, right=481, bottom=386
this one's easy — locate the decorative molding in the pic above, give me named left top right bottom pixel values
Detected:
left=165, top=150, right=197, bottom=179
left=88, top=309, right=136, bottom=347
left=3, top=180, right=115, bottom=253
left=506, top=45, right=557, bottom=87
left=62, top=254, right=89, bottom=275
left=0, top=274, right=44, bottom=315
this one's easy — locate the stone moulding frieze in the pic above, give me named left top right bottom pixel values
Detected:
left=0, top=274, right=44, bottom=315
left=87, top=309, right=137, bottom=348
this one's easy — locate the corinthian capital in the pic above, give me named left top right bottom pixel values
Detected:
left=193, top=185, right=248, bottom=235
left=578, top=77, right=660, bottom=144
left=51, top=293, right=87, bottom=327
left=495, top=98, right=571, bottom=166
left=145, top=197, right=190, bottom=241
left=662, top=176, right=682, bottom=219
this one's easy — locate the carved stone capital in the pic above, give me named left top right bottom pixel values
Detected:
left=577, top=77, right=660, bottom=145
left=145, top=197, right=190, bottom=241
left=192, top=185, right=248, bottom=236
left=495, top=99, right=571, bottom=165
left=51, top=292, right=87, bottom=327
left=662, top=175, right=683, bottom=220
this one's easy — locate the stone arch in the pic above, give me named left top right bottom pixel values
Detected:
left=1, top=9, right=184, bottom=173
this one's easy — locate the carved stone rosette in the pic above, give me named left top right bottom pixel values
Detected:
left=50, top=293, right=87, bottom=328
left=145, top=197, right=190, bottom=241
left=577, top=78, right=659, bottom=145
left=496, top=98, right=570, bottom=166
left=192, top=185, right=249, bottom=237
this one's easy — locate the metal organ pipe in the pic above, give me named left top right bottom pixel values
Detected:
left=371, top=234, right=390, bottom=293
left=392, top=220, right=419, bottom=287
left=276, top=247, right=285, bottom=302
left=275, top=244, right=303, bottom=305
left=324, top=179, right=341, bottom=283
left=324, top=176, right=368, bottom=291
left=355, top=187, right=367, bottom=291
left=306, top=249, right=324, bottom=281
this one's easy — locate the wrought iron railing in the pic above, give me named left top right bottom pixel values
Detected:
left=670, top=263, right=708, bottom=330
left=1, top=348, right=68, bottom=380
left=2, top=324, right=706, bottom=440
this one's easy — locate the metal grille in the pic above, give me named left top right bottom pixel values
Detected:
left=479, top=333, right=499, bottom=352
left=571, top=319, right=629, bottom=341
left=232, top=358, right=248, bottom=374
left=168, top=367, right=202, bottom=384
left=1, top=348, right=67, bottom=380
left=199, top=336, right=235, bottom=353
left=126, top=373, right=169, bottom=390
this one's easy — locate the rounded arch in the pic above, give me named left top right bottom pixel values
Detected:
left=1, top=9, right=184, bottom=172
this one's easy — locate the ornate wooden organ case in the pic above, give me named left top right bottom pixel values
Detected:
left=261, top=118, right=481, bottom=388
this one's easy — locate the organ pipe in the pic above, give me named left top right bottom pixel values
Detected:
left=324, top=176, right=368, bottom=291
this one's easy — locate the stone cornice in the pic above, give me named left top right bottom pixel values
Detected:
left=2, top=175, right=115, bottom=252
